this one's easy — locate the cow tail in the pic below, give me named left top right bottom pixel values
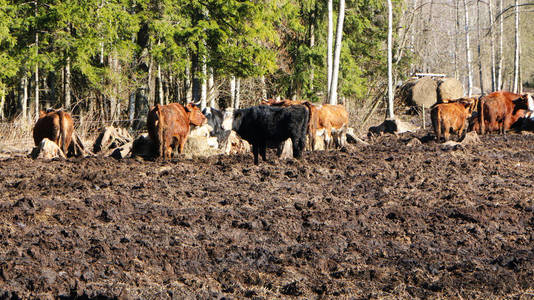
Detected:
left=436, top=106, right=441, bottom=142
left=479, top=98, right=485, bottom=135
left=156, top=105, right=165, bottom=157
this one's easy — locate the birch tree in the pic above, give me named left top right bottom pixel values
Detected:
left=488, top=0, right=496, bottom=91
left=463, top=0, right=473, bottom=96
left=497, top=0, right=503, bottom=89
left=327, top=0, right=333, bottom=99
left=513, top=0, right=520, bottom=93
left=477, top=0, right=483, bottom=93
left=387, top=0, right=394, bottom=119
left=329, top=0, right=345, bottom=105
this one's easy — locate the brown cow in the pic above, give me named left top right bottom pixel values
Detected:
left=261, top=99, right=319, bottom=150
left=478, top=91, right=533, bottom=134
left=33, top=109, right=74, bottom=155
left=147, top=103, right=207, bottom=159
left=431, top=100, right=474, bottom=142
left=316, top=104, right=349, bottom=149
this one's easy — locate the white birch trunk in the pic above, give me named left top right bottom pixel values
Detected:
left=21, top=76, right=28, bottom=120
left=185, top=66, right=192, bottom=103
left=260, top=75, right=267, bottom=100
left=200, top=57, right=207, bottom=109
left=512, top=0, right=520, bottom=93
left=454, top=0, right=459, bottom=79
left=230, top=76, right=236, bottom=108
left=497, top=0, right=503, bottom=89
left=158, top=64, right=164, bottom=105
left=0, top=87, right=5, bottom=120
left=489, top=0, right=496, bottom=91
left=235, top=78, right=241, bottom=109
left=477, top=0, right=483, bottom=94
left=329, top=0, right=345, bottom=105
left=208, top=68, right=215, bottom=108
left=463, top=0, right=473, bottom=96
left=65, top=56, right=71, bottom=109
left=387, top=0, right=394, bottom=119
left=327, top=0, right=333, bottom=100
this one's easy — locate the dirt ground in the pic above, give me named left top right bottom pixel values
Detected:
left=1, top=130, right=534, bottom=299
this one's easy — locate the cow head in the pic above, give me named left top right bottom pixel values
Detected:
left=185, top=103, right=207, bottom=126
left=232, top=109, right=244, bottom=131
left=513, top=94, right=532, bottom=111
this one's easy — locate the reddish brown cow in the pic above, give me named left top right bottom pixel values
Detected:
left=261, top=99, right=319, bottom=150
left=478, top=91, right=532, bottom=134
left=431, top=99, right=474, bottom=142
left=147, top=103, right=207, bottom=159
left=316, top=104, right=349, bottom=149
left=33, top=109, right=74, bottom=155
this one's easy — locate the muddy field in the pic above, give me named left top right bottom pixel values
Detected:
left=1, top=130, right=534, bottom=299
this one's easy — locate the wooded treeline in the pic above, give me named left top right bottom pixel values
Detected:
left=0, top=0, right=532, bottom=124
left=0, top=0, right=400, bottom=123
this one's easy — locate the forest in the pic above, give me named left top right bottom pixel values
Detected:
left=0, top=0, right=532, bottom=126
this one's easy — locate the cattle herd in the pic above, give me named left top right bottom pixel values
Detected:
left=32, top=99, right=350, bottom=165
left=431, top=90, right=534, bottom=141
left=31, top=90, right=532, bottom=165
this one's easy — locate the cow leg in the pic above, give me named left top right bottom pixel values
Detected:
left=252, top=144, right=259, bottom=165
left=260, top=143, right=267, bottom=162
left=293, top=137, right=305, bottom=159
left=178, top=136, right=187, bottom=154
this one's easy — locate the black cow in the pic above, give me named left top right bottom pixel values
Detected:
left=202, top=107, right=230, bottom=144
left=232, top=105, right=309, bottom=165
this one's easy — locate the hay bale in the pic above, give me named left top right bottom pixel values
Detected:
left=412, top=77, right=438, bottom=107
left=31, top=138, right=66, bottom=159
left=437, top=78, right=464, bottom=102
left=396, top=77, right=437, bottom=107
left=182, top=136, right=220, bottom=158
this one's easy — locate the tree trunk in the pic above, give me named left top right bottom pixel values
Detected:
left=328, top=0, right=345, bottom=105
left=477, top=0, right=484, bottom=94
left=128, top=90, right=135, bottom=125
left=454, top=0, right=460, bottom=79
left=512, top=0, right=520, bottom=93
left=387, top=0, right=394, bottom=119
left=489, top=0, right=496, bottom=91
left=208, top=68, right=215, bottom=108
left=34, top=31, right=39, bottom=120
left=497, top=0, right=503, bottom=90
left=185, top=65, right=192, bottom=103
left=157, top=63, right=164, bottom=105
left=309, top=6, right=316, bottom=93
left=21, top=76, right=28, bottom=120
left=327, top=0, right=333, bottom=100
left=235, top=78, right=241, bottom=109
left=230, top=76, right=236, bottom=108
left=463, top=0, right=473, bottom=96
left=108, top=54, right=117, bottom=120
left=260, top=75, right=267, bottom=100
left=148, top=56, right=154, bottom=105
left=65, top=56, right=71, bottom=109
left=200, top=56, right=207, bottom=109
left=0, top=87, right=5, bottom=120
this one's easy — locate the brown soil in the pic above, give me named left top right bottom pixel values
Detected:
left=1, top=130, right=534, bottom=299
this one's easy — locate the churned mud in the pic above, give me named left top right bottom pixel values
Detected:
left=1, top=131, right=534, bottom=299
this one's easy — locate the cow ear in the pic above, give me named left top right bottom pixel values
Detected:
left=39, top=110, right=46, bottom=117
